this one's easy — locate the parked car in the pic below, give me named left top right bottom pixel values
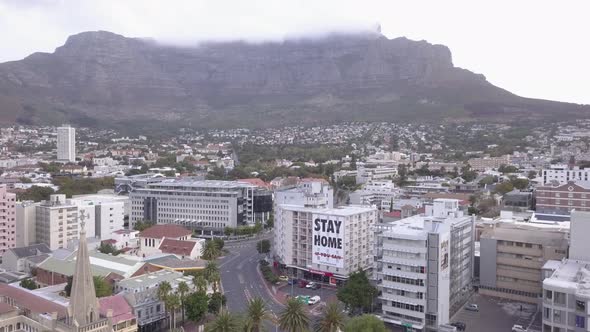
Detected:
left=298, top=280, right=308, bottom=288
left=310, top=283, right=321, bottom=290
left=278, top=275, right=289, bottom=281
left=512, top=324, right=527, bottom=332
left=287, top=278, right=298, bottom=285
left=305, top=282, right=317, bottom=289
left=465, top=303, right=479, bottom=312
left=308, top=295, right=321, bottom=305
left=450, top=322, right=466, bottom=331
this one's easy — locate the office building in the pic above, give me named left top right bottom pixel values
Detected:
left=356, top=166, right=398, bottom=185
left=57, top=125, right=76, bottom=162
left=71, top=197, right=126, bottom=239
left=273, top=204, right=377, bottom=285
left=467, top=155, right=511, bottom=171
left=542, top=164, right=590, bottom=186
left=349, top=180, right=399, bottom=210
left=479, top=218, right=569, bottom=303
left=0, top=184, right=16, bottom=255
left=373, top=199, right=474, bottom=331
left=15, top=201, right=36, bottom=247
left=536, top=181, right=590, bottom=215
left=542, top=211, right=590, bottom=332
left=129, top=179, right=272, bottom=233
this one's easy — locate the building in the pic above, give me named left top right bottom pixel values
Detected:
left=536, top=181, right=590, bottom=215
left=0, top=185, right=16, bottom=255
left=542, top=164, right=590, bottom=185
left=158, top=238, right=205, bottom=260
left=356, top=166, right=398, bottom=185
left=349, top=181, right=399, bottom=210
left=541, top=211, right=590, bottom=332
left=57, top=125, right=76, bottom=162
left=70, top=197, right=126, bottom=239
left=36, top=195, right=81, bottom=250
left=502, top=189, right=535, bottom=211
left=273, top=204, right=377, bottom=285
left=0, top=243, right=51, bottom=273
left=129, top=179, right=272, bottom=234
left=138, top=224, right=193, bottom=257
left=468, top=155, right=511, bottom=171
left=15, top=201, right=36, bottom=247
left=118, top=269, right=193, bottom=331
left=274, top=179, right=334, bottom=209
left=373, top=199, right=474, bottom=331
left=108, top=229, right=140, bottom=250
left=479, top=219, right=569, bottom=303
left=98, top=295, right=137, bottom=332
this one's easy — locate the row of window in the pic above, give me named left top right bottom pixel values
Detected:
left=383, top=274, right=425, bottom=286
left=386, top=300, right=424, bottom=313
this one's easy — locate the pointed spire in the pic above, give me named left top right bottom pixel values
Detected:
left=69, top=211, right=100, bottom=326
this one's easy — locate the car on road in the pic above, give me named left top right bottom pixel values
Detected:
left=278, top=275, right=289, bottom=281
left=298, top=280, right=308, bottom=288
left=287, top=278, right=298, bottom=285
left=305, top=282, right=317, bottom=289
left=310, top=283, right=321, bottom=290
left=465, top=303, right=479, bottom=312
left=308, top=295, right=321, bottom=305
left=512, top=324, right=527, bottom=332
left=450, top=322, right=466, bottom=331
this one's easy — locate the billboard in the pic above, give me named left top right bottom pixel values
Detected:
left=312, top=214, right=345, bottom=268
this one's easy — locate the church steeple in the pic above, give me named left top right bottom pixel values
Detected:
left=69, top=211, right=100, bottom=326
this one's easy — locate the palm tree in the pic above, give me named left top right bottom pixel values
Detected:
left=314, top=302, right=346, bottom=332
left=166, top=293, right=181, bottom=330
left=279, top=298, right=310, bottom=332
left=201, top=239, right=222, bottom=260
left=204, top=261, right=221, bottom=292
left=157, top=282, right=172, bottom=329
left=244, top=297, right=269, bottom=332
left=177, top=281, right=190, bottom=324
left=205, top=310, right=241, bottom=332
left=209, top=270, right=221, bottom=293
left=194, top=275, right=208, bottom=293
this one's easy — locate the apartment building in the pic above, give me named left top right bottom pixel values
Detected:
left=36, top=195, right=81, bottom=250
left=542, top=164, right=590, bottom=186
left=373, top=199, right=474, bottom=331
left=479, top=219, right=569, bottom=303
left=274, top=178, right=334, bottom=209
left=57, top=125, right=76, bottom=162
left=542, top=211, right=590, bottom=332
left=356, top=166, right=398, bottom=184
left=0, top=185, right=16, bottom=255
left=349, top=180, right=399, bottom=210
left=15, top=201, right=36, bottom=247
left=129, top=179, right=272, bottom=234
left=467, top=155, right=511, bottom=171
left=536, top=181, right=590, bottom=215
left=273, top=204, right=378, bottom=285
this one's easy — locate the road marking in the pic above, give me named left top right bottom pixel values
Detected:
left=238, top=274, right=244, bottom=284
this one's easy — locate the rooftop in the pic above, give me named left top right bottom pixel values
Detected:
left=159, top=238, right=198, bottom=256
left=0, top=284, right=67, bottom=318
left=37, top=251, right=143, bottom=278
left=544, top=259, right=590, bottom=297
left=149, top=178, right=256, bottom=189
left=98, top=294, right=135, bottom=325
left=139, top=224, right=192, bottom=239
left=278, top=204, right=376, bottom=216
left=116, top=269, right=192, bottom=290
left=8, top=243, right=51, bottom=258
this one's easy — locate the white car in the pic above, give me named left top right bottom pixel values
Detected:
left=512, top=325, right=527, bottom=332
left=305, top=282, right=317, bottom=289
left=308, top=295, right=321, bottom=305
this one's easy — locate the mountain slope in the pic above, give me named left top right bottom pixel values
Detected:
left=0, top=30, right=587, bottom=129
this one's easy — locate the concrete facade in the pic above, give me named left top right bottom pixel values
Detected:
left=57, top=125, right=76, bottom=162
left=0, top=185, right=16, bottom=256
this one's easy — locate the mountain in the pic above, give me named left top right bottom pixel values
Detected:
left=0, top=30, right=587, bottom=130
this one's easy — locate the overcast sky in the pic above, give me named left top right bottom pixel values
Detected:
left=0, top=0, right=588, bottom=104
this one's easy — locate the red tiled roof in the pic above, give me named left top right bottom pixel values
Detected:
left=0, top=302, right=16, bottom=314
left=139, top=224, right=192, bottom=239
left=383, top=211, right=401, bottom=218
left=300, top=177, right=329, bottom=184
left=101, top=239, right=117, bottom=245
left=159, top=239, right=197, bottom=256
left=0, top=284, right=67, bottom=318
left=99, top=294, right=136, bottom=325
left=237, top=178, right=271, bottom=189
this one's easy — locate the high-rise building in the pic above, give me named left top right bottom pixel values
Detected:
left=15, top=200, right=36, bottom=247
left=0, top=184, right=16, bottom=255
left=36, top=195, right=81, bottom=250
left=373, top=199, right=474, bottom=331
left=57, top=125, right=76, bottom=162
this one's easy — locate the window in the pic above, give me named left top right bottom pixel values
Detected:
left=545, top=290, right=553, bottom=300
left=576, top=315, right=586, bottom=328
left=576, top=300, right=586, bottom=312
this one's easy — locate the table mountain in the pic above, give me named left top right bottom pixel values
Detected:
left=0, top=30, right=587, bottom=130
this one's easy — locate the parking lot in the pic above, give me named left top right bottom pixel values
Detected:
left=279, top=281, right=339, bottom=316
left=451, top=293, right=541, bottom=332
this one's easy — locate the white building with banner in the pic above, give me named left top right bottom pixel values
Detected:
left=273, top=204, right=377, bottom=286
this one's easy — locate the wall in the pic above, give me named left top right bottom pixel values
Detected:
left=479, top=238, right=498, bottom=288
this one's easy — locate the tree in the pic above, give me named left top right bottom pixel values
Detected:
left=265, top=214, right=274, bottom=229
left=204, top=261, right=220, bottom=292
left=17, top=186, right=54, bottom=202
left=185, top=291, right=209, bottom=322
left=337, top=270, right=377, bottom=314
left=133, top=220, right=155, bottom=231
left=158, top=281, right=172, bottom=329
left=97, top=242, right=120, bottom=256
left=314, top=302, right=346, bottom=332
left=511, top=178, right=530, bottom=190
left=494, top=182, right=514, bottom=195
left=244, top=297, right=270, bottom=332
left=177, top=281, right=190, bottom=323
left=527, top=170, right=537, bottom=179
left=498, top=164, right=519, bottom=174
left=201, top=240, right=222, bottom=260
left=279, top=298, right=310, bottom=332
left=165, top=293, right=181, bottom=330
left=343, top=314, right=387, bottom=332
left=205, top=310, right=242, bottom=332
left=479, top=176, right=495, bottom=186
left=93, top=276, right=113, bottom=297
left=256, top=239, right=271, bottom=255
left=213, top=237, right=225, bottom=251
left=20, top=278, right=37, bottom=290
left=194, top=275, right=208, bottom=293
left=209, top=292, right=226, bottom=314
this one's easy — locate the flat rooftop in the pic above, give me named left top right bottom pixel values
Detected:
left=117, top=269, right=192, bottom=289
left=278, top=204, right=376, bottom=216
left=147, top=179, right=256, bottom=189
left=544, top=259, right=590, bottom=297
